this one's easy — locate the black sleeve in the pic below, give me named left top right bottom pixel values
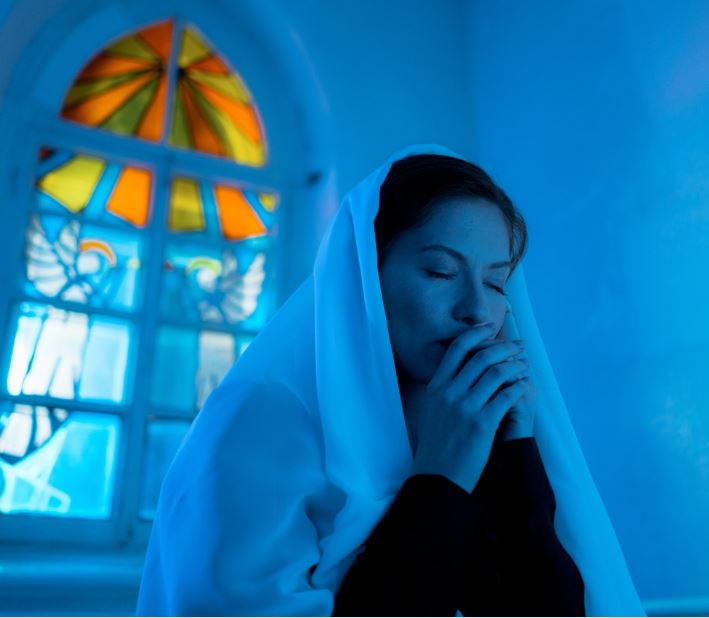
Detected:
left=332, top=473, right=483, bottom=617
left=460, top=437, right=586, bottom=617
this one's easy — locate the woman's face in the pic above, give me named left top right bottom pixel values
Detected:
left=378, top=195, right=512, bottom=384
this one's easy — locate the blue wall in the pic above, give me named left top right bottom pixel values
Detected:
left=464, top=0, right=709, bottom=608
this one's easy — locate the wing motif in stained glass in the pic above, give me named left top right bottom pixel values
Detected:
left=25, top=215, right=142, bottom=311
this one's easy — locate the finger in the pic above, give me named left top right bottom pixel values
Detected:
left=502, top=301, right=522, bottom=343
left=482, top=379, right=528, bottom=427
left=450, top=340, right=523, bottom=399
left=431, top=323, right=496, bottom=386
left=470, top=360, right=530, bottom=408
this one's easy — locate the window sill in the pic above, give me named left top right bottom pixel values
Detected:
left=0, top=549, right=144, bottom=616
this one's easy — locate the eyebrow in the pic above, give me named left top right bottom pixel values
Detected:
left=417, top=244, right=512, bottom=269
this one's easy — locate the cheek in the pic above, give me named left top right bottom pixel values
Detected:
left=386, top=274, right=446, bottom=335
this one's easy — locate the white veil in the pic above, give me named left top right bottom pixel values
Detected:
left=136, top=143, right=645, bottom=617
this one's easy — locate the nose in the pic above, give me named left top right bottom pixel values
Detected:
left=454, top=282, right=491, bottom=327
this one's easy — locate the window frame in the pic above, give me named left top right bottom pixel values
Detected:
left=0, top=6, right=309, bottom=551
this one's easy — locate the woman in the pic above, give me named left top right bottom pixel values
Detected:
left=136, top=144, right=645, bottom=617
left=331, top=153, right=584, bottom=616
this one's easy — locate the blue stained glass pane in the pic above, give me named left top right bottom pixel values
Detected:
left=6, top=303, right=132, bottom=404
left=0, top=403, right=120, bottom=519
left=161, top=242, right=273, bottom=328
left=23, top=213, right=143, bottom=312
left=150, top=326, right=235, bottom=411
left=243, top=189, right=279, bottom=232
left=139, top=419, right=190, bottom=520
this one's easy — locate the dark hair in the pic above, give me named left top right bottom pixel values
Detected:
left=375, top=154, right=528, bottom=275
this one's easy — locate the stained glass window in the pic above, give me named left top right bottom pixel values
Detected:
left=0, top=403, right=120, bottom=519
left=61, top=20, right=266, bottom=166
left=2, top=19, right=280, bottom=529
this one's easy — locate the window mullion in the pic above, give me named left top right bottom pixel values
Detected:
left=112, top=155, right=173, bottom=546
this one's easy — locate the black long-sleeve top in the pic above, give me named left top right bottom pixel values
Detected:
left=332, top=436, right=586, bottom=617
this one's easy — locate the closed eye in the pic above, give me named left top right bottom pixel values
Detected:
left=424, top=270, right=506, bottom=294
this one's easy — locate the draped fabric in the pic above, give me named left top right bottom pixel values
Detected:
left=136, top=143, right=645, bottom=616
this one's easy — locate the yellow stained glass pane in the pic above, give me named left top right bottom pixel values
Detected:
left=169, top=178, right=204, bottom=232
left=258, top=192, right=278, bottom=213
left=37, top=156, right=105, bottom=213
left=178, top=28, right=211, bottom=67
left=187, top=71, right=249, bottom=103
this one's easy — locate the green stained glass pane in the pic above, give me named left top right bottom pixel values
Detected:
left=101, top=75, right=161, bottom=135
left=170, top=85, right=192, bottom=148
left=64, top=70, right=153, bottom=108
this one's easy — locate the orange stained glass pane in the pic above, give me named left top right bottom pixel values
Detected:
left=137, top=21, right=173, bottom=62
left=62, top=71, right=156, bottom=127
left=107, top=167, right=151, bottom=227
left=137, top=72, right=167, bottom=142
left=214, top=185, right=267, bottom=240
left=190, top=55, right=230, bottom=75
left=179, top=82, right=225, bottom=157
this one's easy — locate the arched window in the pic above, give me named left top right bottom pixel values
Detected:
left=0, top=18, right=284, bottom=537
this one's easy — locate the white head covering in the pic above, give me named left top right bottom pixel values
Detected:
left=136, top=143, right=645, bottom=617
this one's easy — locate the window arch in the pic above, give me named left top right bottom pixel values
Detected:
left=0, top=16, right=286, bottom=538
